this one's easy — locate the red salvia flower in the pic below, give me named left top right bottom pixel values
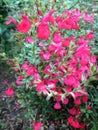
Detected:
left=17, top=14, right=31, bottom=33
left=5, top=86, right=14, bottom=96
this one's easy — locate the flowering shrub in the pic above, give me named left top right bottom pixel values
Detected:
left=6, top=7, right=98, bottom=129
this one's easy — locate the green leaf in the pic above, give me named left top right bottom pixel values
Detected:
left=0, top=23, right=7, bottom=35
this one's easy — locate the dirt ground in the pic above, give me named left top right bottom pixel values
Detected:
left=0, top=63, right=24, bottom=130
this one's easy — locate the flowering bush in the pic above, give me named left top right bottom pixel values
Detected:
left=5, top=7, right=98, bottom=130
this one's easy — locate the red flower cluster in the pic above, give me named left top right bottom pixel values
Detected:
left=17, top=14, right=31, bottom=33
left=6, top=16, right=16, bottom=25
left=37, top=23, right=50, bottom=40
left=5, top=86, right=14, bottom=96
left=33, top=122, right=43, bottom=130
left=8, top=8, right=97, bottom=129
left=68, top=116, right=85, bottom=129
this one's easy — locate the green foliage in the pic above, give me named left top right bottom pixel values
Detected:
left=0, top=0, right=17, bottom=57
left=16, top=86, right=69, bottom=129
left=87, top=86, right=98, bottom=130
left=19, top=43, right=41, bottom=65
left=0, top=0, right=98, bottom=130
left=0, top=119, right=7, bottom=130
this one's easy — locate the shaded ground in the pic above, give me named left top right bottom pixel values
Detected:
left=0, top=63, right=24, bottom=130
